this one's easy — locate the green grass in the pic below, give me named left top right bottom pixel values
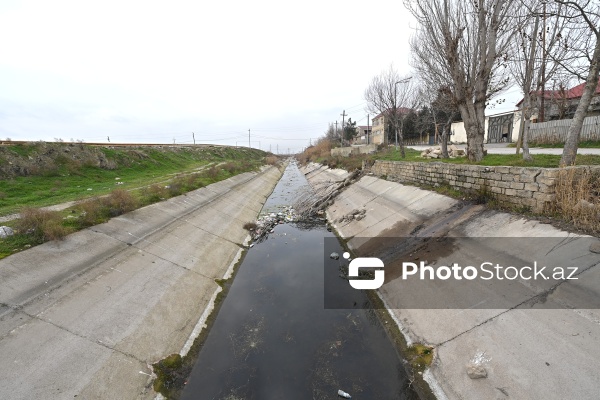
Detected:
left=0, top=145, right=277, bottom=259
left=0, top=145, right=267, bottom=217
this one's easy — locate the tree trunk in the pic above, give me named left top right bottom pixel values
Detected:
left=462, top=104, right=486, bottom=162
left=399, top=118, right=406, bottom=158
left=441, top=115, right=453, bottom=158
left=561, top=33, right=600, bottom=166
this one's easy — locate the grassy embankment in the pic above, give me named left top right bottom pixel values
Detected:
left=0, top=143, right=278, bottom=259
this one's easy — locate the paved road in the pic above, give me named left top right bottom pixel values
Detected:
left=303, top=163, right=600, bottom=400
left=0, top=166, right=283, bottom=400
left=409, top=143, right=600, bottom=155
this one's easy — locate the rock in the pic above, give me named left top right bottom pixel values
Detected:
left=421, top=152, right=429, bottom=157
left=330, top=252, right=340, bottom=260
left=450, top=144, right=458, bottom=151
left=575, top=199, right=595, bottom=212
left=590, top=241, right=600, bottom=254
left=355, top=214, right=365, bottom=221
left=466, top=363, right=488, bottom=379
left=428, top=153, right=439, bottom=159
left=432, top=149, right=442, bottom=155
left=0, top=226, right=14, bottom=238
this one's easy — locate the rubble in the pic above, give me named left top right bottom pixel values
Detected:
left=0, top=226, right=14, bottom=238
left=336, top=208, right=366, bottom=223
left=420, top=145, right=466, bottom=159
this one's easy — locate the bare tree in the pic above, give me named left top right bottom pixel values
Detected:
left=510, top=1, right=585, bottom=162
left=364, top=66, right=417, bottom=157
left=552, top=0, right=600, bottom=166
left=405, top=0, right=518, bottom=161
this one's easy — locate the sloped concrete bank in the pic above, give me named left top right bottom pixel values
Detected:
left=302, top=163, right=600, bottom=400
left=0, top=164, right=284, bottom=400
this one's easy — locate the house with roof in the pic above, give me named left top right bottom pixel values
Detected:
left=516, top=80, right=600, bottom=122
left=370, top=108, right=412, bottom=145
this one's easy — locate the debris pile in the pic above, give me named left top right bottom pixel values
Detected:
left=336, top=208, right=366, bottom=224
left=246, top=206, right=298, bottom=242
left=420, top=145, right=466, bottom=159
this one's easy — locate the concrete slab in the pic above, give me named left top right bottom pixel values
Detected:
left=306, top=170, right=600, bottom=400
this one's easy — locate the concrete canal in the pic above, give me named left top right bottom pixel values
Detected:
left=180, top=161, right=418, bottom=399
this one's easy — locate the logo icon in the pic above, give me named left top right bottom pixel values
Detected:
left=346, top=253, right=385, bottom=290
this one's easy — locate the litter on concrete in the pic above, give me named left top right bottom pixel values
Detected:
left=338, top=389, right=351, bottom=398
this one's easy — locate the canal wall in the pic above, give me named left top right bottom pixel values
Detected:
left=368, top=160, right=573, bottom=213
left=301, top=163, right=600, bottom=400
left=0, top=164, right=285, bottom=400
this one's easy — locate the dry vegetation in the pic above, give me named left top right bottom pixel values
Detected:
left=553, top=167, right=600, bottom=233
left=16, top=208, right=71, bottom=242
left=296, top=138, right=332, bottom=164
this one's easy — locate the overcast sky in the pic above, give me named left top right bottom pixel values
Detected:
left=0, top=0, right=521, bottom=153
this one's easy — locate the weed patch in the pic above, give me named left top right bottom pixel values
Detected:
left=16, top=208, right=70, bottom=242
left=552, top=168, right=600, bottom=233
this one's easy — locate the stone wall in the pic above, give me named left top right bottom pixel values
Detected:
left=369, top=160, right=582, bottom=213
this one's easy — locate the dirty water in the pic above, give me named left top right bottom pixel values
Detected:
left=181, top=160, right=418, bottom=400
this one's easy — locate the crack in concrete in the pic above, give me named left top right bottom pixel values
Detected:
left=435, top=259, right=600, bottom=348
left=0, top=302, right=145, bottom=364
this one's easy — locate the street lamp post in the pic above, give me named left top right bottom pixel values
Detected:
left=394, top=77, right=412, bottom=151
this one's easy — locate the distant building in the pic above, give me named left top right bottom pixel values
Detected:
left=371, top=108, right=412, bottom=145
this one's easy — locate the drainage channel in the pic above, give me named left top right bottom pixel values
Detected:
left=181, top=160, right=418, bottom=400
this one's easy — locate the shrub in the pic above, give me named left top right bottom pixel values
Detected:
left=265, top=155, right=279, bottom=165
left=77, top=189, right=138, bottom=227
left=553, top=168, right=600, bottom=233
left=103, top=189, right=138, bottom=217
left=17, top=207, right=69, bottom=241
left=142, top=184, right=169, bottom=203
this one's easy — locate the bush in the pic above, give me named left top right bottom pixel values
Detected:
left=265, top=155, right=279, bottom=165
left=17, top=208, right=69, bottom=241
left=77, top=189, right=138, bottom=226
left=553, top=168, right=600, bottom=233
left=103, top=189, right=138, bottom=217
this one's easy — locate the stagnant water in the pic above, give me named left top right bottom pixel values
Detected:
left=181, top=161, right=418, bottom=400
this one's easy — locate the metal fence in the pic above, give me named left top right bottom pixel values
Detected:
left=528, top=115, right=600, bottom=143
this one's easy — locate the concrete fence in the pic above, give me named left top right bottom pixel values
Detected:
left=367, top=160, right=599, bottom=213
left=528, top=115, right=600, bottom=143
left=331, top=144, right=377, bottom=157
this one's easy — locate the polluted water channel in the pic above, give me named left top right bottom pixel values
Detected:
left=181, top=160, right=418, bottom=400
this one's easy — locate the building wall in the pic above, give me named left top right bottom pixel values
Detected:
left=371, top=115, right=386, bottom=145
left=450, top=111, right=521, bottom=144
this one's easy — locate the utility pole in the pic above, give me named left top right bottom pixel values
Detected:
left=248, top=129, right=251, bottom=148
left=335, top=121, right=339, bottom=146
left=340, top=110, right=347, bottom=147
left=367, top=114, right=370, bottom=144
left=192, top=132, right=195, bottom=145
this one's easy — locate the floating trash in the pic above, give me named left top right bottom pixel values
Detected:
left=330, top=252, right=339, bottom=260
left=248, top=206, right=299, bottom=243
left=338, top=389, right=351, bottom=398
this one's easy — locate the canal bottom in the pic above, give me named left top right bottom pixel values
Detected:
left=181, top=163, right=418, bottom=399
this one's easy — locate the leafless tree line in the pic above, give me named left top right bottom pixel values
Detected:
left=363, top=0, right=599, bottom=165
